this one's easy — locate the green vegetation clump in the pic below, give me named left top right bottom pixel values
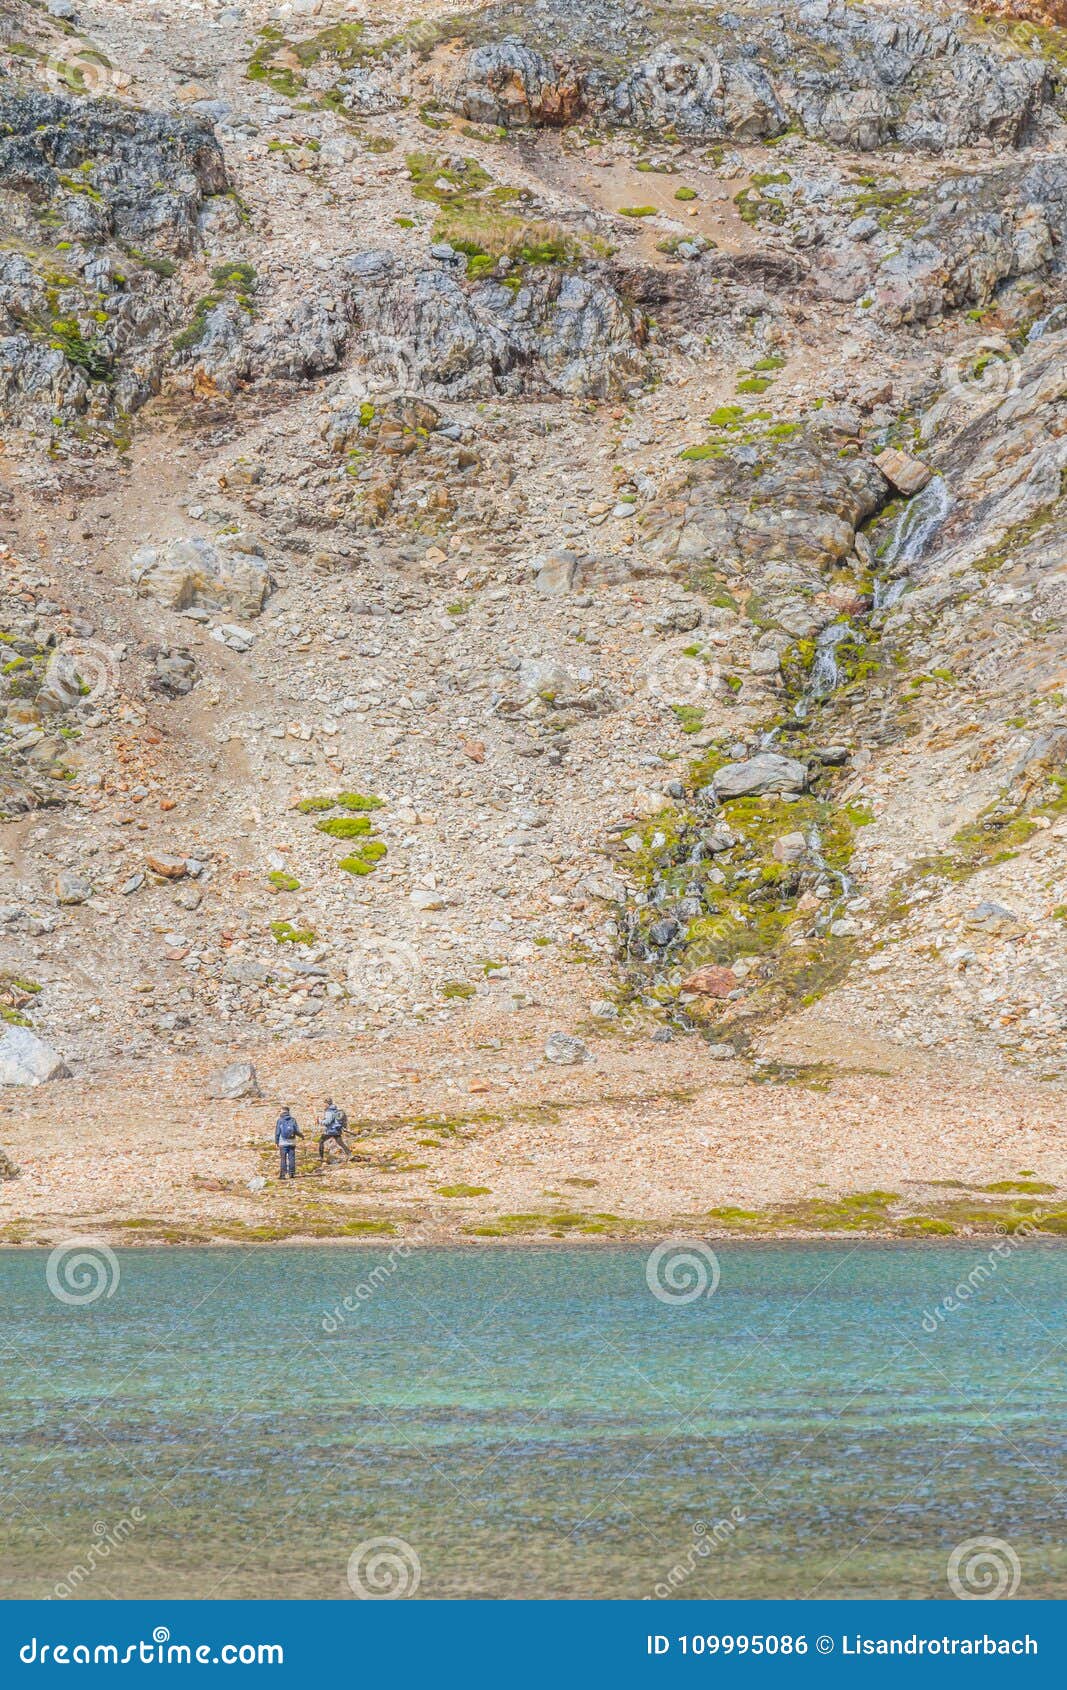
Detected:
left=674, top=186, right=698, bottom=201
left=270, top=921, right=316, bottom=945
left=315, top=816, right=373, bottom=839
left=671, top=704, right=706, bottom=733
left=442, top=981, right=477, bottom=1000
left=339, top=840, right=387, bottom=875
left=336, top=792, right=384, bottom=811
left=405, top=152, right=579, bottom=273
left=268, top=870, right=301, bottom=892
left=618, top=204, right=658, bottom=217
left=173, top=259, right=257, bottom=355
left=48, top=319, right=114, bottom=383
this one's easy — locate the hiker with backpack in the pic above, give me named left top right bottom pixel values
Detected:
left=275, top=1107, right=303, bottom=1181
left=318, top=1097, right=352, bottom=1164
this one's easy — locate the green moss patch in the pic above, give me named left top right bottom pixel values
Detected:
left=270, top=921, right=317, bottom=945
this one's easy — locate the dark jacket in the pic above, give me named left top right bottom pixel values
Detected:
left=275, top=1111, right=302, bottom=1145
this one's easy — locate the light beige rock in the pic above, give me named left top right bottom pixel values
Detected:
left=874, top=447, right=932, bottom=496
left=130, top=534, right=271, bottom=618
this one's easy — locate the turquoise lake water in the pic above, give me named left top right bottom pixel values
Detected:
left=1, top=1244, right=1064, bottom=1599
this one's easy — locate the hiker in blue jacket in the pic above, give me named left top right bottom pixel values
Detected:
left=275, top=1107, right=303, bottom=1181
left=318, top=1097, right=352, bottom=1164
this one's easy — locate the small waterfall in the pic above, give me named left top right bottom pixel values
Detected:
left=806, top=826, right=855, bottom=920
left=810, top=622, right=852, bottom=701
left=873, top=474, right=951, bottom=609
left=796, top=621, right=853, bottom=720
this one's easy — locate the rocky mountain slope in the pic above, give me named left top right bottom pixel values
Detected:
left=1, top=0, right=1065, bottom=1242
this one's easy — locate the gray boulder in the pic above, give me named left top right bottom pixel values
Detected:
left=544, top=1032, right=591, bottom=1065
left=713, top=754, right=808, bottom=799
left=207, top=1061, right=262, bottom=1101
left=0, top=1025, right=70, bottom=1087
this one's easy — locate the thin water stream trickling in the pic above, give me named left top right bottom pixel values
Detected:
left=796, top=620, right=855, bottom=720
left=873, top=474, right=951, bottom=609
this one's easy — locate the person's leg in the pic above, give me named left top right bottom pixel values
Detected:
left=278, top=1145, right=287, bottom=1180
left=318, top=1133, right=327, bottom=1162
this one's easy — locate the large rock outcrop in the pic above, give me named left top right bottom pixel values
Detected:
left=442, top=0, right=1059, bottom=152
left=340, top=251, right=649, bottom=400
left=130, top=535, right=273, bottom=618
left=0, top=77, right=227, bottom=419
left=639, top=433, right=888, bottom=636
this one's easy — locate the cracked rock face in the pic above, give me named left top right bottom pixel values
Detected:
left=442, top=0, right=1059, bottom=151
left=341, top=251, right=649, bottom=400
left=639, top=435, right=888, bottom=635
left=0, top=79, right=228, bottom=419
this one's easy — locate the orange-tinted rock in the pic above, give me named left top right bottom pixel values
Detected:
left=681, top=966, right=739, bottom=998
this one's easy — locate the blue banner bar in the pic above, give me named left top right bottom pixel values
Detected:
left=0, top=1601, right=1060, bottom=1686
